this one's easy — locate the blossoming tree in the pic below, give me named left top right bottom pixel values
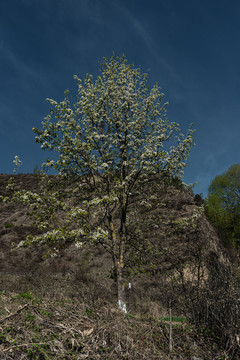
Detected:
left=7, top=55, right=194, bottom=312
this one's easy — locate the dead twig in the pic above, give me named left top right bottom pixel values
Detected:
left=3, top=342, right=48, bottom=352
left=0, top=304, right=28, bottom=323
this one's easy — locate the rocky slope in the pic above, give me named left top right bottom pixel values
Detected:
left=0, top=174, right=239, bottom=359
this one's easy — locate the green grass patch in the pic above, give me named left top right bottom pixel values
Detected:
left=4, top=222, right=14, bottom=228
left=160, top=316, right=186, bottom=322
left=17, top=291, right=33, bottom=300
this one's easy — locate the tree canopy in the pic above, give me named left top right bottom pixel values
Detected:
left=5, top=55, right=195, bottom=312
left=206, top=164, right=240, bottom=249
left=35, top=55, right=193, bottom=179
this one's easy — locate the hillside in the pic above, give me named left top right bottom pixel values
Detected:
left=0, top=174, right=239, bottom=359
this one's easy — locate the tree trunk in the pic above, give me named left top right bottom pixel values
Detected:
left=117, top=194, right=128, bottom=313
left=117, top=255, right=127, bottom=313
left=109, top=219, right=127, bottom=313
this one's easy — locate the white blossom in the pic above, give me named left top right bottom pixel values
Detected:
left=6, top=55, right=195, bottom=312
left=13, top=155, right=22, bottom=173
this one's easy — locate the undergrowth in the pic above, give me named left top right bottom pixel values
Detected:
left=0, top=290, right=230, bottom=359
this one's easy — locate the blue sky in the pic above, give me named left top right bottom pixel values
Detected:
left=1, top=0, right=240, bottom=196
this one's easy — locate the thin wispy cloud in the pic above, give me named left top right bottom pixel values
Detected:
left=115, top=0, right=176, bottom=78
left=0, top=42, right=40, bottom=80
left=0, top=0, right=239, bottom=196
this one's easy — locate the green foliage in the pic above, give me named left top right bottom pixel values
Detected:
left=194, top=193, right=205, bottom=206
left=4, top=222, right=14, bottom=228
left=160, top=316, right=186, bottom=322
left=25, top=311, right=35, bottom=323
left=85, top=308, right=93, bottom=316
left=18, top=291, right=33, bottom=300
left=206, top=164, right=240, bottom=249
left=26, top=343, right=48, bottom=359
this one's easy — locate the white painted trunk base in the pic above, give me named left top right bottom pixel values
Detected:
left=118, top=299, right=127, bottom=313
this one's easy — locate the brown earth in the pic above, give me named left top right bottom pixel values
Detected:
left=0, top=173, right=239, bottom=359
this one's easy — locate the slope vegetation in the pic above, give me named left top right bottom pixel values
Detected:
left=0, top=174, right=239, bottom=359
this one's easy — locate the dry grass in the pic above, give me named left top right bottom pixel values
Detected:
left=0, top=290, right=230, bottom=359
left=0, top=174, right=239, bottom=359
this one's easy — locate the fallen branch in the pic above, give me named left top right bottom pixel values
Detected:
left=0, top=304, right=28, bottom=323
left=3, top=342, right=47, bottom=353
